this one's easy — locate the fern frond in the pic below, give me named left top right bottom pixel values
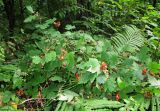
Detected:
left=84, top=99, right=124, bottom=110
left=111, top=25, right=144, bottom=52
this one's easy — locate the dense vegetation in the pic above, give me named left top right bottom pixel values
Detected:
left=0, top=0, right=160, bottom=111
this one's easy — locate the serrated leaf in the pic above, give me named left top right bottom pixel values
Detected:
left=65, top=25, right=76, bottom=30
left=49, top=76, right=63, bottom=82
left=24, top=15, right=36, bottom=23
left=2, top=91, right=12, bottom=103
left=45, top=51, right=56, bottom=63
left=84, top=99, right=124, bottom=109
left=0, top=65, right=17, bottom=71
left=36, top=19, right=56, bottom=30
left=96, top=41, right=104, bottom=53
left=117, top=77, right=126, bottom=89
left=58, top=90, right=78, bottom=102
left=32, top=56, right=42, bottom=64
left=86, top=58, right=100, bottom=74
left=97, top=75, right=106, bottom=84
left=137, top=46, right=150, bottom=63
left=79, top=73, right=96, bottom=84
left=42, top=83, right=58, bottom=98
left=148, top=62, right=160, bottom=73
left=65, top=52, right=75, bottom=70
left=13, top=74, right=23, bottom=88
left=0, top=73, right=12, bottom=82
left=104, top=77, right=116, bottom=92
left=148, top=75, right=160, bottom=87
left=35, top=24, right=48, bottom=30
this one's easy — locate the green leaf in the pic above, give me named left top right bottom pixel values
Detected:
left=65, top=25, right=76, bottom=30
left=24, top=15, right=36, bottom=23
left=35, top=24, right=48, bottom=30
left=65, top=52, right=75, bottom=70
left=132, top=62, right=145, bottom=80
left=102, top=51, right=119, bottom=67
left=13, top=74, right=23, bottom=89
left=0, top=1, right=3, bottom=5
left=45, top=51, right=56, bottom=63
left=96, top=41, right=104, bottom=53
left=148, top=62, right=160, bottom=73
left=49, top=76, right=63, bottom=82
left=104, top=77, right=116, bottom=92
left=36, top=19, right=56, bottom=30
left=79, top=73, right=96, bottom=84
left=117, top=77, right=126, bottom=89
left=97, top=75, right=106, bottom=84
left=0, top=73, right=12, bottom=82
left=44, top=61, right=60, bottom=71
left=58, top=90, right=78, bottom=102
left=137, top=46, right=150, bottom=63
left=148, top=75, right=160, bottom=87
left=28, top=50, right=41, bottom=57
left=0, top=65, right=17, bottom=71
left=26, top=5, right=34, bottom=13
left=111, top=25, right=144, bottom=52
left=86, top=58, right=100, bottom=74
left=32, top=56, right=42, bottom=64
left=45, top=19, right=56, bottom=24
left=84, top=99, right=124, bottom=109
left=42, top=83, right=58, bottom=98
left=2, top=91, right=12, bottom=103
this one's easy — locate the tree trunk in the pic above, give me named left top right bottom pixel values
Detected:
left=19, top=0, right=24, bottom=21
left=2, top=0, right=15, bottom=35
left=153, top=0, right=157, bottom=7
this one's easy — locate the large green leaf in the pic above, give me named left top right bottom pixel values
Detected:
left=79, top=73, right=96, bottom=84
left=136, top=46, right=150, bottom=63
left=84, top=99, right=124, bottom=109
left=65, top=52, right=75, bottom=70
left=0, top=73, right=12, bottom=82
left=86, top=58, right=100, bottom=74
left=32, top=56, right=42, bottom=64
left=104, top=77, right=116, bottom=92
left=45, top=51, right=56, bottom=63
left=111, top=25, right=144, bottom=52
left=148, top=62, right=160, bottom=73
left=2, top=91, right=13, bottom=103
left=58, top=90, right=78, bottom=102
left=13, top=74, right=23, bottom=89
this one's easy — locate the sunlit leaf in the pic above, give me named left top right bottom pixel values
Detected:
left=45, top=51, right=56, bottom=63
left=148, top=75, right=160, bottom=87
left=32, top=56, right=42, bottom=64
left=26, top=5, right=34, bottom=13
left=2, top=91, right=12, bottom=103
left=86, top=58, right=100, bottom=74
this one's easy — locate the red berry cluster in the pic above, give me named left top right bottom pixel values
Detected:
left=142, top=68, right=147, bottom=75
left=75, top=72, right=80, bottom=81
left=116, top=93, right=120, bottom=101
left=100, top=62, right=107, bottom=70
